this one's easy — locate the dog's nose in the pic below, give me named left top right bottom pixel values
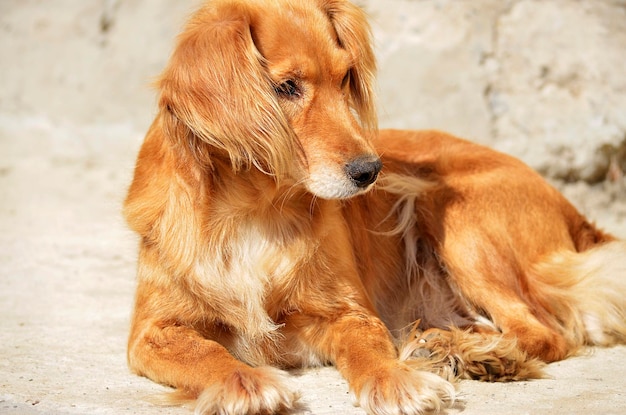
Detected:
left=345, top=156, right=383, bottom=188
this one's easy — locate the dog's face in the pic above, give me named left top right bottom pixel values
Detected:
left=158, top=0, right=381, bottom=199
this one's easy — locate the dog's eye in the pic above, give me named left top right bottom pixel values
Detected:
left=275, top=80, right=301, bottom=99
left=341, top=71, right=351, bottom=89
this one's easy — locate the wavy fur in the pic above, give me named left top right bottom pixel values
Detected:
left=124, top=1, right=626, bottom=414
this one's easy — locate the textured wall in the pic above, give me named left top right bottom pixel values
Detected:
left=1, top=0, right=625, bottom=183
left=368, top=0, right=626, bottom=183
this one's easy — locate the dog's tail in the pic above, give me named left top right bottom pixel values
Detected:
left=531, top=240, right=626, bottom=349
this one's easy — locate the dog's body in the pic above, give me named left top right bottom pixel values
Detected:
left=124, top=0, right=626, bottom=414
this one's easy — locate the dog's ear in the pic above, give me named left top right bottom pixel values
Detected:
left=320, top=0, right=378, bottom=132
left=157, top=2, right=296, bottom=177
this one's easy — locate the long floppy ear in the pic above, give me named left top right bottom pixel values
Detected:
left=319, top=0, right=378, bottom=132
left=157, top=1, right=296, bottom=177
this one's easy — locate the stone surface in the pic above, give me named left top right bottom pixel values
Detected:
left=490, top=0, right=626, bottom=182
left=369, top=0, right=626, bottom=183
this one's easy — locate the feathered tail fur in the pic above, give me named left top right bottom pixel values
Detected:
left=531, top=240, right=626, bottom=349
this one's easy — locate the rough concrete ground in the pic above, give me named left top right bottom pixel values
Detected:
left=1, top=121, right=625, bottom=415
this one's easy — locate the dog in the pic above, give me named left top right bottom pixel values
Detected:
left=123, top=0, right=626, bottom=414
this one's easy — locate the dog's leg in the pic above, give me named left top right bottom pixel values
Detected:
left=128, top=286, right=298, bottom=415
left=442, top=249, right=572, bottom=362
left=128, top=319, right=298, bottom=415
left=399, top=326, right=545, bottom=382
left=287, top=310, right=455, bottom=415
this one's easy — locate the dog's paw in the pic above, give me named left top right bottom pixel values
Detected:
left=404, top=328, right=545, bottom=382
left=353, top=363, right=455, bottom=415
left=194, top=366, right=299, bottom=415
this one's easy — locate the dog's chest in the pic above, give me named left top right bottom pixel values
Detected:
left=194, top=220, right=304, bottom=339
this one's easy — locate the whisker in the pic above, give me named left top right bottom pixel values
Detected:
left=308, top=195, right=319, bottom=219
left=274, top=177, right=308, bottom=214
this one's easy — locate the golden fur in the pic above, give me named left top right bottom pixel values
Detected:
left=124, top=0, right=626, bottom=414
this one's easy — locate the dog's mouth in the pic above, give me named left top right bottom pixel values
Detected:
left=305, top=155, right=382, bottom=200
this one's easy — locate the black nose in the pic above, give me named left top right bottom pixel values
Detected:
left=345, top=156, right=383, bottom=188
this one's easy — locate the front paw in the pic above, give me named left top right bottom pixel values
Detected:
left=353, top=364, right=454, bottom=415
left=195, top=366, right=299, bottom=415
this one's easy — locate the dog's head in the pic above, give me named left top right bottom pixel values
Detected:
left=158, top=0, right=381, bottom=199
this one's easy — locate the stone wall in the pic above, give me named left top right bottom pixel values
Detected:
left=368, top=0, right=626, bottom=183
left=1, top=0, right=625, bottom=184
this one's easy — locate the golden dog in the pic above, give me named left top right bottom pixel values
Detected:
left=124, top=0, right=626, bottom=413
